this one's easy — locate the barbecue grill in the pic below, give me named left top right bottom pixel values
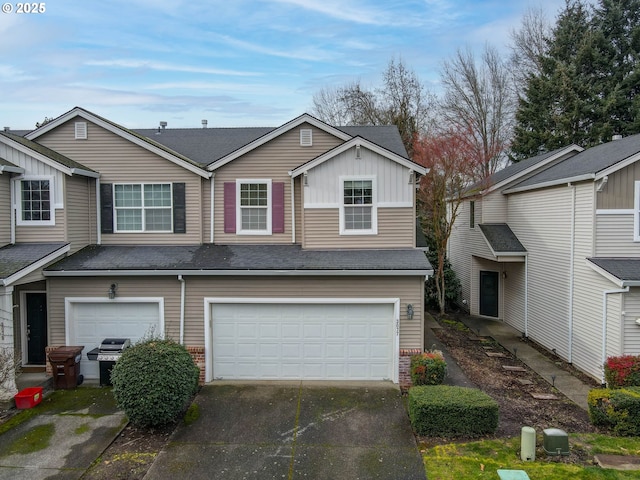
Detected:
left=87, top=338, right=131, bottom=386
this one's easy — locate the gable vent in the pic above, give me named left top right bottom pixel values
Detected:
left=300, top=128, right=312, bottom=147
left=75, top=122, right=87, bottom=140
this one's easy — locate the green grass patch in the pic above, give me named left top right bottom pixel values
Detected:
left=183, top=403, right=200, bottom=426
left=5, top=423, right=55, bottom=455
left=423, top=435, right=640, bottom=479
left=440, top=318, right=469, bottom=332
left=75, top=422, right=91, bottom=435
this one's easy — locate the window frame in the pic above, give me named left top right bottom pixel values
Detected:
left=16, top=175, right=55, bottom=226
left=236, top=179, right=272, bottom=235
left=113, top=182, right=173, bottom=233
left=469, top=200, right=475, bottom=229
left=339, top=176, right=377, bottom=235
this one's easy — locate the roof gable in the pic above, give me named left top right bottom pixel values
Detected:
left=0, top=156, right=24, bottom=174
left=25, top=107, right=210, bottom=179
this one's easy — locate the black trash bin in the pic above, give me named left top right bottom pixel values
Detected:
left=48, top=346, right=84, bottom=389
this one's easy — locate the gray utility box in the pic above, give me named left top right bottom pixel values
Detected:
left=543, top=428, right=569, bottom=456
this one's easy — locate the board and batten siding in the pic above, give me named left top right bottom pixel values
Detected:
left=36, top=119, right=204, bottom=245
left=302, top=208, right=414, bottom=248
left=507, top=186, right=573, bottom=360
left=595, top=214, right=640, bottom=256
left=0, top=175, right=10, bottom=246
left=623, top=289, right=640, bottom=355
left=596, top=161, right=640, bottom=210
left=47, top=275, right=424, bottom=351
left=64, top=175, right=95, bottom=252
left=213, top=124, right=342, bottom=244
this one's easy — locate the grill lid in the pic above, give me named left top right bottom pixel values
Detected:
left=99, top=338, right=131, bottom=351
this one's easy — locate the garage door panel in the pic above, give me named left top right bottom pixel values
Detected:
left=212, top=302, right=395, bottom=381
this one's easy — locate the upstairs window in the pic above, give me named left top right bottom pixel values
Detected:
left=18, top=177, right=54, bottom=225
left=114, top=183, right=172, bottom=232
left=470, top=200, right=475, bottom=228
left=237, top=180, right=272, bottom=235
left=341, top=177, right=377, bottom=235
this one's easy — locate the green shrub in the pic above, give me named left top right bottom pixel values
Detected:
left=588, top=387, right=640, bottom=436
left=111, top=338, right=200, bottom=427
left=410, top=350, right=446, bottom=386
left=604, top=355, right=640, bottom=388
left=408, top=385, right=499, bottom=437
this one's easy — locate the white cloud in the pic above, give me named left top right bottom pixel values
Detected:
left=85, top=59, right=261, bottom=77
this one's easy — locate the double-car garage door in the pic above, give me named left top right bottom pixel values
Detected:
left=209, top=301, right=397, bottom=382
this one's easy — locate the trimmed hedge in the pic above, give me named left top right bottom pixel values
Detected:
left=408, top=385, right=499, bottom=437
left=588, top=387, right=640, bottom=436
left=604, top=355, right=640, bottom=388
left=410, top=350, right=446, bottom=386
left=111, top=338, right=200, bottom=427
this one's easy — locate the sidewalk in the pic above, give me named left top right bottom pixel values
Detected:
left=427, top=314, right=593, bottom=411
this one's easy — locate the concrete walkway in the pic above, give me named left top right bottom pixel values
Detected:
left=444, top=315, right=594, bottom=411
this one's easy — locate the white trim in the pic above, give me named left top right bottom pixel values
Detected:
left=2, top=244, right=70, bottom=286
left=45, top=268, right=433, bottom=277
left=210, top=174, right=215, bottom=243
left=300, top=128, right=312, bottom=147
left=96, top=177, right=101, bottom=245
left=236, top=179, right=272, bottom=235
left=503, top=174, right=595, bottom=194
left=596, top=209, right=634, bottom=215
left=304, top=203, right=340, bottom=209
left=203, top=297, right=400, bottom=383
left=339, top=175, right=377, bottom=235
left=596, top=151, right=640, bottom=180
left=601, top=287, right=629, bottom=385
left=20, top=290, right=46, bottom=366
left=568, top=183, right=576, bottom=363
left=26, top=107, right=211, bottom=179
left=290, top=176, right=296, bottom=244
left=14, top=175, right=56, bottom=226
left=209, top=114, right=351, bottom=171
left=113, top=182, right=173, bottom=233
left=0, top=164, right=24, bottom=174
left=585, top=259, right=640, bottom=288
left=64, top=297, right=165, bottom=346
left=290, top=137, right=427, bottom=178
left=74, top=121, right=87, bottom=140
left=635, top=181, right=640, bottom=242
left=0, top=133, right=76, bottom=177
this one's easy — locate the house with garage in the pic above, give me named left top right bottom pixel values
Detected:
left=0, top=107, right=431, bottom=399
left=448, top=133, right=640, bottom=383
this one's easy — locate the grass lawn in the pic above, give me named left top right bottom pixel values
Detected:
left=422, top=434, right=640, bottom=479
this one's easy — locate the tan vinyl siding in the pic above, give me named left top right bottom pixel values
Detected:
left=623, top=289, right=640, bottom=354
left=213, top=125, right=343, bottom=244
left=482, top=192, right=508, bottom=223
left=47, top=275, right=424, bottom=350
left=596, top=162, right=640, bottom=210
left=303, top=208, right=414, bottom=248
left=503, top=262, right=525, bottom=331
left=448, top=199, right=473, bottom=306
left=508, top=187, right=573, bottom=360
left=0, top=175, right=10, bottom=246
left=202, top=177, right=212, bottom=243
left=595, top=214, right=640, bottom=256
left=65, top=175, right=94, bottom=252
left=36, top=119, right=203, bottom=245
left=16, top=209, right=66, bottom=242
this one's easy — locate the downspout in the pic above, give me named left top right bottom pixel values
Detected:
left=524, top=254, right=529, bottom=338
left=96, top=177, right=101, bottom=245
left=178, top=275, right=186, bottom=345
left=602, top=287, right=629, bottom=385
left=290, top=175, right=296, bottom=243
left=210, top=173, right=215, bottom=243
left=568, top=182, right=576, bottom=363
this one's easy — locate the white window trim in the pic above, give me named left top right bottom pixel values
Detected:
left=113, top=183, right=173, bottom=233
left=15, top=175, right=56, bottom=226
left=300, top=128, right=313, bottom=147
left=339, top=175, right=377, bottom=235
left=236, top=179, right=272, bottom=235
left=634, top=181, right=640, bottom=241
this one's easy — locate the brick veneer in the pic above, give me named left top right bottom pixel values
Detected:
left=187, top=346, right=206, bottom=385
left=399, top=348, right=422, bottom=392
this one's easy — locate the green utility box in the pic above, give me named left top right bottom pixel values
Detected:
left=543, top=428, right=569, bottom=456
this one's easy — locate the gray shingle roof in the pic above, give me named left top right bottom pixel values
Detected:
left=514, top=133, right=640, bottom=189
left=45, top=244, right=432, bottom=273
left=0, top=243, right=69, bottom=280
left=0, top=131, right=96, bottom=173
left=478, top=224, right=527, bottom=254
left=588, top=257, right=640, bottom=284
left=132, top=124, right=408, bottom=167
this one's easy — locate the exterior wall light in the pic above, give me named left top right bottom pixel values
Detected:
left=407, top=304, right=414, bottom=320
left=108, top=283, right=117, bottom=300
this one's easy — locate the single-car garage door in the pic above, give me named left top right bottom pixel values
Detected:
left=67, top=300, right=163, bottom=380
left=210, top=301, right=397, bottom=381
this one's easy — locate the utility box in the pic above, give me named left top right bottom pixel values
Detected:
left=520, top=426, right=536, bottom=461
left=543, top=428, right=569, bottom=456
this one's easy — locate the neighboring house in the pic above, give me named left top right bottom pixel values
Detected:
left=448, top=134, right=640, bottom=383
left=0, top=107, right=431, bottom=399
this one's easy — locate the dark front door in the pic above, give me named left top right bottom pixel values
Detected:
left=26, top=292, right=48, bottom=364
left=479, top=271, right=499, bottom=318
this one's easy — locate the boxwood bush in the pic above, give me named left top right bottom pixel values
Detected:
left=588, top=387, right=640, bottom=436
left=409, top=385, right=499, bottom=437
left=410, top=350, right=446, bottom=386
left=111, top=338, right=200, bottom=427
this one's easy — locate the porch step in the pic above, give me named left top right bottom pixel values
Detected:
left=21, top=366, right=46, bottom=373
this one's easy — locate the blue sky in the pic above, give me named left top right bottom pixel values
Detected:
left=1, top=0, right=566, bottom=130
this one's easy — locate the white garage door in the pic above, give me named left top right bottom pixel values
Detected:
left=67, top=301, right=162, bottom=380
left=211, top=302, right=396, bottom=381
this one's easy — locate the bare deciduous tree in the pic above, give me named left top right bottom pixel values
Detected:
left=439, top=45, right=515, bottom=180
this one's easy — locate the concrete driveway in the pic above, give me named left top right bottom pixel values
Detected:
left=144, top=382, right=426, bottom=480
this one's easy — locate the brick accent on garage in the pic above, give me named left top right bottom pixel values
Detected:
left=187, top=346, right=206, bottom=385
left=399, top=348, right=422, bottom=391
